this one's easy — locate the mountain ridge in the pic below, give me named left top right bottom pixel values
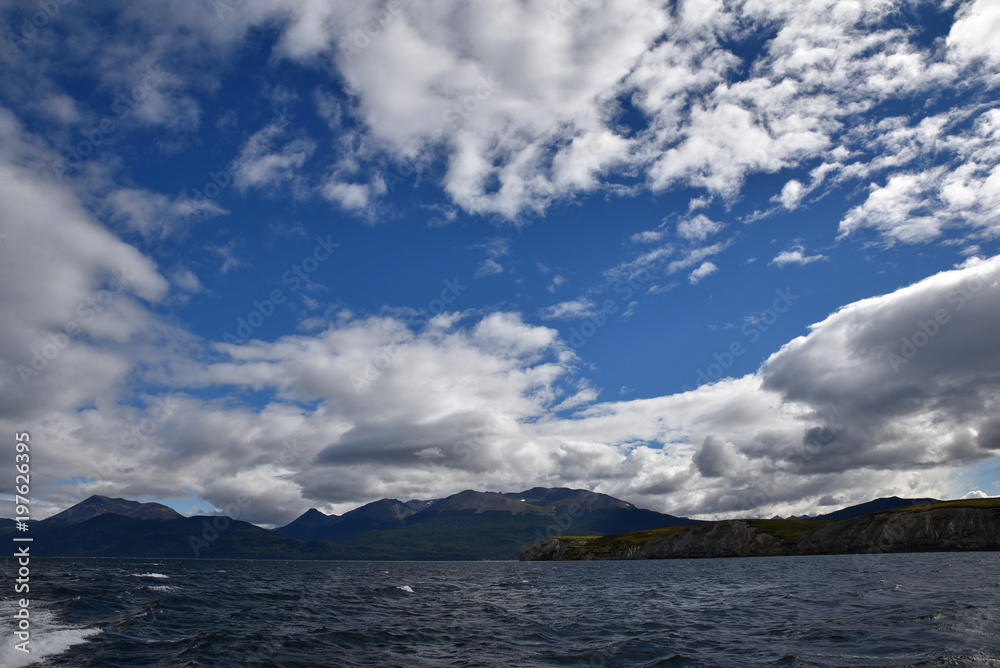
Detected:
left=6, top=490, right=986, bottom=561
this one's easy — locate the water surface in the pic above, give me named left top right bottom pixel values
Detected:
left=2, top=552, right=998, bottom=667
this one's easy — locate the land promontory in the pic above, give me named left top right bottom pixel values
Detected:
left=519, top=498, right=1000, bottom=561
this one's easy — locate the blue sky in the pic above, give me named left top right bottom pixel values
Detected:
left=2, top=0, right=999, bottom=524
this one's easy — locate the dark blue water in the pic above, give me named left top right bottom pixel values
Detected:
left=2, top=553, right=999, bottom=667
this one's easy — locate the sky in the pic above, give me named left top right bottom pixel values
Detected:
left=1, top=0, right=999, bottom=526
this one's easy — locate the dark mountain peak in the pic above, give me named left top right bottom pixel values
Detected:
left=341, top=498, right=413, bottom=521
left=124, top=502, right=183, bottom=521
left=45, top=495, right=140, bottom=524
left=505, top=487, right=634, bottom=512
left=430, top=489, right=552, bottom=515
left=272, top=507, right=339, bottom=538
left=44, top=495, right=181, bottom=524
left=814, top=496, right=941, bottom=522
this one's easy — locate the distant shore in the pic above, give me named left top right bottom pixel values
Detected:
left=520, top=498, right=1000, bottom=561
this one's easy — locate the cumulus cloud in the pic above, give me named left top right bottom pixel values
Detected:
left=0, top=108, right=172, bottom=463
left=3, top=0, right=992, bottom=242
left=3, top=1, right=1000, bottom=525
left=947, top=0, right=1000, bottom=69
left=693, top=436, right=742, bottom=478
left=6, top=229, right=1000, bottom=523
left=776, top=179, right=805, bottom=210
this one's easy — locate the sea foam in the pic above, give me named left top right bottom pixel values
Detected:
left=0, top=601, right=100, bottom=667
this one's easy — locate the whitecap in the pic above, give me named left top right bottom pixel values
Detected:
left=129, top=573, right=169, bottom=578
left=0, top=601, right=100, bottom=667
left=395, top=585, right=414, bottom=593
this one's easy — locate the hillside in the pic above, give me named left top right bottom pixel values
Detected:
left=521, top=498, right=1000, bottom=561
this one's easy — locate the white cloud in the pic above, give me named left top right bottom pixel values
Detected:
left=5, top=2, right=1000, bottom=525
left=547, top=274, right=567, bottom=293
left=838, top=109, right=1000, bottom=243
left=172, top=268, right=205, bottom=294
left=677, top=214, right=723, bottom=241
left=40, top=94, right=81, bottom=124
left=5, top=0, right=988, bottom=236
left=948, top=0, right=1000, bottom=69
left=210, top=242, right=246, bottom=275
left=539, top=298, right=597, bottom=320
left=667, top=242, right=729, bottom=275
left=234, top=117, right=315, bottom=194
left=322, top=181, right=371, bottom=211
left=475, top=258, right=504, bottom=277
left=775, top=179, right=805, bottom=210
left=770, top=244, right=826, bottom=267
left=689, top=261, right=718, bottom=284
left=6, top=210, right=1000, bottom=522
left=105, top=187, right=225, bottom=240
left=631, top=229, right=667, bottom=244
left=0, top=108, right=170, bottom=425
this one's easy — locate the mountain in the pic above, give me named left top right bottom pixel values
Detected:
left=9, top=490, right=989, bottom=562
left=501, top=487, right=636, bottom=511
left=42, top=495, right=183, bottom=523
left=521, top=498, right=1000, bottom=561
left=274, top=498, right=436, bottom=542
left=272, top=507, right=337, bottom=539
left=811, top=496, right=941, bottom=521
left=271, top=488, right=698, bottom=557
left=426, top=490, right=551, bottom=515
left=8, top=487, right=696, bottom=560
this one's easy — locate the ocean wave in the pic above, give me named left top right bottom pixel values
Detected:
left=129, top=573, right=170, bottom=579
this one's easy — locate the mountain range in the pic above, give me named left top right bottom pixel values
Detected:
left=0, top=489, right=956, bottom=561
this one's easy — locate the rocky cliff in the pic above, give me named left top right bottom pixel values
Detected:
left=520, top=504, right=1000, bottom=561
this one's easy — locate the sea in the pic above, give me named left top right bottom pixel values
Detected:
left=1, top=552, right=998, bottom=667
